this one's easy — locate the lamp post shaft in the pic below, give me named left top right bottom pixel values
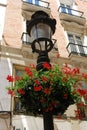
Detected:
left=36, top=52, right=54, bottom=130
left=43, top=112, right=54, bottom=130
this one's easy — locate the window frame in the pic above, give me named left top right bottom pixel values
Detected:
left=77, top=81, right=87, bottom=119
left=60, top=3, right=72, bottom=14
left=66, top=32, right=87, bottom=56
left=13, top=64, right=26, bottom=114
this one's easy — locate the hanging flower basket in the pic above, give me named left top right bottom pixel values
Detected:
left=6, top=63, right=87, bottom=116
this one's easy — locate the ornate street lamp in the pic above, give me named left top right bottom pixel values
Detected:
left=27, top=11, right=56, bottom=71
left=27, top=11, right=56, bottom=130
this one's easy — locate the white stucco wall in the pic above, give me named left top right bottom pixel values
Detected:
left=0, top=0, right=7, bottom=41
left=13, top=115, right=43, bottom=130
left=0, top=57, right=12, bottom=130
left=0, top=57, right=12, bottom=111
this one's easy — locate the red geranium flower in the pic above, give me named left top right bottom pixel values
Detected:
left=84, top=95, right=87, bottom=100
left=62, top=67, right=71, bottom=75
left=43, top=62, right=51, bottom=70
left=82, top=73, right=87, bottom=79
left=41, top=76, right=48, bottom=82
left=77, top=102, right=85, bottom=107
left=34, top=86, right=42, bottom=91
left=43, top=87, right=52, bottom=95
left=57, top=115, right=62, bottom=119
left=62, top=66, right=80, bottom=76
left=6, top=75, right=14, bottom=82
left=77, top=88, right=87, bottom=96
left=29, top=64, right=36, bottom=69
left=34, top=79, right=40, bottom=85
left=45, top=104, right=53, bottom=111
left=74, top=109, right=82, bottom=119
left=72, top=68, right=80, bottom=74
left=8, top=89, right=14, bottom=96
left=25, top=67, right=33, bottom=77
left=18, top=88, right=25, bottom=95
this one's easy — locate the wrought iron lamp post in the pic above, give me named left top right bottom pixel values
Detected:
left=27, top=10, right=56, bottom=130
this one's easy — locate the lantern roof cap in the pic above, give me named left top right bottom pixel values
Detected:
left=27, top=11, right=56, bottom=36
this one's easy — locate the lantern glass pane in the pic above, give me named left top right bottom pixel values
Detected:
left=30, top=23, right=53, bottom=41
left=34, top=40, right=51, bottom=51
left=35, top=41, right=45, bottom=51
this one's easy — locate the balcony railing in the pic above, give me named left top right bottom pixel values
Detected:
left=58, top=6, right=84, bottom=17
left=58, top=6, right=86, bottom=25
left=21, top=0, right=50, bottom=19
left=21, top=32, right=58, bottom=51
left=66, top=43, right=87, bottom=57
left=21, top=32, right=32, bottom=45
left=22, top=0, right=50, bottom=8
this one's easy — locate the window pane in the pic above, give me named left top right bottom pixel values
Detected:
left=81, top=81, right=87, bottom=104
left=35, top=0, right=39, bottom=5
left=14, top=97, right=22, bottom=112
left=75, top=36, right=82, bottom=45
left=14, top=68, right=25, bottom=113
left=26, top=0, right=39, bottom=5
left=75, top=36, right=85, bottom=54
left=26, top=0, right=32, bottom=3
left=66, top=5, right=72, bottom=14
left=68, top=34, right=75, bottom=43
left=60, top=4, right=72, bottom=14
left=67, top=34, right=77, bottom=53
left=16, top=70, right=24, bottom=76
left=60, top=4, right=66, bottom=13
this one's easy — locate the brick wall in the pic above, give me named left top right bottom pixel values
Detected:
left=3, top=0, right=23, bottom=48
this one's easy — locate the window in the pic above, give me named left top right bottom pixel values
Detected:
left=27, top=0, right=39, bottom=5
left=77, top=81, right=87, bottom=119
left=67, top=33, right=87, bottom=56
left=39, top=0, right=48, bottom=8
left=59, top=3, right=83, bottom=17
left=22, top=20, right=33, bottom=45
left=14, top=97, right=23, bottom=113
left=60, top=3, right=72, bottom=14
left=81, top=81, right=87, bottom=104
left=13, top=66, right=25, bottom=113
left=26, top=0, right=48, bottom=8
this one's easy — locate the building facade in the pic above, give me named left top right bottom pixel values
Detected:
left=0, top=0, right=87, bottom=130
